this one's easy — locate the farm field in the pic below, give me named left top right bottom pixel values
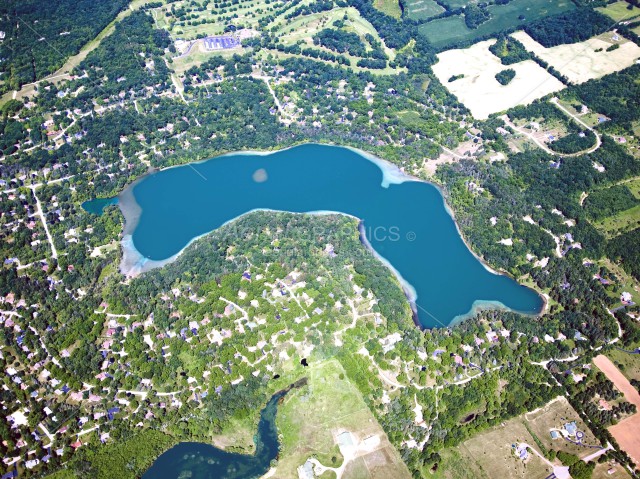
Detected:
left=511, top=31, right=640, bottom=84
left=432, top=40, right=564, bottom=119
left=597, top=0, right=640, bottom=22
left=593, top=355, right=640, bottom=467
left=418, top=0, right=574, bottom=49
left=275, top=359, right=411, bottom=479
left=404, top=0, right=444, bottom=21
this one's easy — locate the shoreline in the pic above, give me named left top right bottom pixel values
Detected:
left=112, top=142, right=545, bottom=325
left=116, top=143, right=419, bottom=278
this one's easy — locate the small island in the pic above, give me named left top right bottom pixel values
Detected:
left=495, top=68, right=516, bottom=85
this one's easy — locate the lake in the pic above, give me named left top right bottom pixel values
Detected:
left=143, top=390, right=285, bottom=479
left=84, top=144, right=543, bottom=327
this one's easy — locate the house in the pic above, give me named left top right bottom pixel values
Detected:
left=550, top=430, right=560, bottom=439
left=486, top=331, right=499, bottom=343
left=337, top=431, right=355, bottom=449
left=298, top=459, right=315, bottom=479
left=564, top=421, right=578, bottom=436
left=515, top=444, right=528, bottom=460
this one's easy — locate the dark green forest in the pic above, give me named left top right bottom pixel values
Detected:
left=0, top=0, right=127, bottom=93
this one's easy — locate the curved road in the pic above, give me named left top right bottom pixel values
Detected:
left=501, top=98, right=602, bottom=158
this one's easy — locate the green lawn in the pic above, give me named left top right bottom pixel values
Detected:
left=595, top=204, right=640, bottom=238
left=607, top=348, right=640, bottom=383
left=373, top=0, right=403, bottom=19
left=438, top=0, right=470, bottom=8
left=275, top=359, right=410, bottom=478
left=597, top=0, right=640, bottom=22
left=419, top=0, right=575, bottom=49
left=593, top=178, right=640, bottom=238
left=404, top=0, right=445, bottom=21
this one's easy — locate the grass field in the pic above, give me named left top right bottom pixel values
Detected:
left=592, top=178, right=640, bottom=238
left=594, top=257, right=640, bottom=307
left=512, top=30, right=640, bottom=85
left=437, top=417, right=552, bottom=478
left=373, top=0, right=402, bottom=18
left=404, top=0, right=445, bottom=21
left=152, top=0, right=290, bottom=39
left=595, top=204, right=640, bottom=237
left=418, top=0, right=575, bottom=49
left=607, top=348, right=640, bottom=383
left=592, top=461, right=630, bottom=479
left=275, top=359, right=411, bottom=479
left=524, top=397, right=600, bottom=458
left=433, top=396, right=606, bottom=479
left=597, top=0, right=640, bottom=22
left=171, top=42, right=241, bottom=78
left=430, top=448, right=483, bottom=479
left=438, top=0, right=470, bottom=8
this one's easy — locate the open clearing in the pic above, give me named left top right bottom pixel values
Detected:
left=404, top=0, right=444, bottom=21
left=373, top=0, right=402, bottom=18
left=593, top=354, right=640, bottom=466
left=512, top=31, right=640, bottom=84
left=432, top=40, right=564, bottom=119
left=591, top=177, right=640, bottom=238
left=593, top=355, right=640, bottom=409
left=438, top=412, right=552, bottom=478
left=433, top=396, right=603, bottom=478
left=593, top=204, right=640, bottom=238
left=607, top=348, right=640, bottom=383
left=275, top=359, right=411, bottom=479
left=524, top=396, right=601, bottom=458
left=418, top=0, right=574, bottom=49
left=597, top=0, right=640, bottom=22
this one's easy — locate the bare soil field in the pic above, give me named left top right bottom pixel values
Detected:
left=511, top=31, right=640, bottom=84
left=594, top=354, right=640, bottom=408
left=610, top=416, right=640, bottom=467
left=432, top=40, right=565, bottom=119
left=593, top=354, right=640, bottom=466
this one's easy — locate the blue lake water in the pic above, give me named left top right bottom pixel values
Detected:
left=143, top=390, right=285, bottom=479
left=81, top=196, right=118, bottom=215
left=84, top=144, right=543, bottom=327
